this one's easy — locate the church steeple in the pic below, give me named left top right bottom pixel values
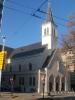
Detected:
left=46, top=0, right=53, bottom=23
left=42, top=0, right=57, bottom=50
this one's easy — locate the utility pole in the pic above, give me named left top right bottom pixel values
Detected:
left=0, top=0, right=5, bottom=91
left=2, top=36, right=6, bottom=51
left=0, top=36, right=6, bottom=91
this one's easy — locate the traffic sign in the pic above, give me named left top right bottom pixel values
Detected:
left=0, top=51, right=7, bottom=70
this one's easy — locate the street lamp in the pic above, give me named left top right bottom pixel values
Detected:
left=41, top=74, right=45, bottom=99
left=7, top=59, right=13, bottom=92
left=10, top=76, right=14, bottom=92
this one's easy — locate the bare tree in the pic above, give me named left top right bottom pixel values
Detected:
left=62, top=13, right=75, bottom=70
left=62, top=13, right=75, bottom=50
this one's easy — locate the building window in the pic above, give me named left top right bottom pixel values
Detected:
left=13, top=74, right=16, bottom=80
left=44, top=28, right=49, bottom=36
left=29, top=63, right=32, bottom=71
left=47, top=27, right=49, bottom=35
left=19, top=64, right=21, bottom=72
left=10, top=65, right=12, bottom=72
left=29, top=77, right=36, bottom=86
left=33, top=77, right=35, bottom=86
left=44, top=28, right=46, bottom=36
left=29, top=77, right=32, bottom=86
left=19, top=77, right=24, bottom=85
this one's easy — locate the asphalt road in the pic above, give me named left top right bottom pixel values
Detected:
left=37, top=97, right=75, bottom=100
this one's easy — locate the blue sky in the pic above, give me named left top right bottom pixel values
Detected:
left=0, top=0, right=75, bottom=48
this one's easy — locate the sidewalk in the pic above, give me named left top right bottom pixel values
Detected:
left=0, top=92, right=75, bottom=100
left=0, top=92, right=41, bottom=100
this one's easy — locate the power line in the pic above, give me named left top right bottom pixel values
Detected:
left=6, top=0, right=48, bottom=15
left=4, top=5, right=30, bottom=15
left=3, top=4, right=67, bottom=28
left=32, top=0, right=48, bottom=14
left=2, top=1, right=67, bottom=39
left=3, top=4, right=43, bottom=20
left=0, top=0, right=46, bottom=41
left=1, top=2, right=44, bottom=39
left=3, top=3, right=68, bottom=28
left=2, top=1, right=68, bottom=41
left=0, top=0, right=43, bottom=20
left=37, top=9, right=69, bottom=22
left=0, top=0, right=70, bottom=49
left=5, top=0, right=69, bottom=23
left=5, top=5, right=66, bottom=27
left=6, top=0, right=35, bottom=11
left=56, top=22, right=66, bottom=27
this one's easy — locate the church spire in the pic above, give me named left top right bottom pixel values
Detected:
left=46, top=0, right=53, bottom=22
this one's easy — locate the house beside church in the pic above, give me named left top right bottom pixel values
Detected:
left=60, top=47, right=75, bottom=91
left=2, top=1, right=70, bottom=93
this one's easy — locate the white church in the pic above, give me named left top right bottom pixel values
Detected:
left=2, top=1, right=70, bottom=94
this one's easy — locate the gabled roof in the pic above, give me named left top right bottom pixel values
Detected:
left=12, top=47, right=45, bottom=59
left=41, top=49, right=65, bottom=75
left=42, top=50, right=55, bottom=68
left=10, top=42, right=47, bottom=59
left=42, top=49, right=62, bottom=69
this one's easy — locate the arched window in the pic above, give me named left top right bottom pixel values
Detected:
left=44, top=28, right=46, bottom=36
left=44, top=28, right=49, bottom=36
left=47, top=27, right=49, bottom=35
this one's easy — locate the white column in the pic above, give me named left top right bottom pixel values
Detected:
left=59, top=77, right=62, bottom=91
left=65, top=77, right=67, bottom=91
left=38, top=70, right=41, bottom=93
left=68, top=73, right=71, bottom=91
left=53, top=77, right=56, bottom=92
left=45, top=68, right=48, bottom=93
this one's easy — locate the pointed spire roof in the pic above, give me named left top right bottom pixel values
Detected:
left=46, top=0, right=53, bottom=23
